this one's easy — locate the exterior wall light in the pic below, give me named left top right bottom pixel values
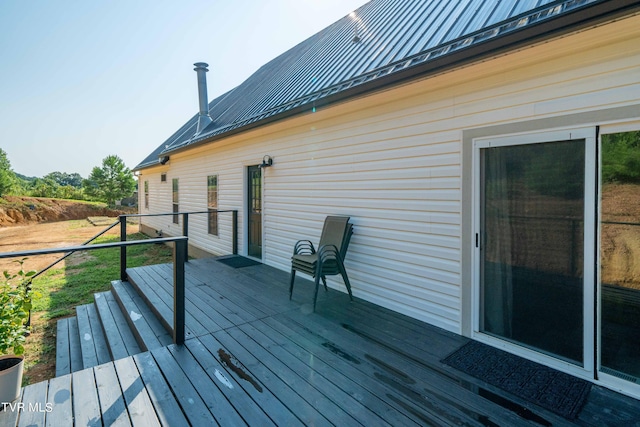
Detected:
left=259, top=155, right=273, bottom=168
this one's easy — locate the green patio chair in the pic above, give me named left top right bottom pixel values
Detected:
left=289, top=216, right=354, bottom=311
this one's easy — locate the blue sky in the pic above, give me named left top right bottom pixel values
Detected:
left=0, top=0, right=367, bottom=178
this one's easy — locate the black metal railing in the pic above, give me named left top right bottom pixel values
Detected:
left=2, top=209, right=239, bottom=344
left=30, top=219, right=121, bottom=282
left=0, top=236, right=189, bottom=344
left=28, top=209, right=238, bottom=285
left=120, top=209, right=239, bottom=266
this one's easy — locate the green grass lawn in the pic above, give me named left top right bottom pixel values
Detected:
left=23, top=232, right=173, bottom=384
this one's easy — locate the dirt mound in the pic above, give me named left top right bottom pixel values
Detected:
left=0, top=196, right=131, bottom=227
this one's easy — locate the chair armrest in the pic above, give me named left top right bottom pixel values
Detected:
left=293, top=240, right=316, bottom=255
left=318, top=244, right=341, bottom=262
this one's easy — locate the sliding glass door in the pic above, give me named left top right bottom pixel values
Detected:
left=599, top=129, right=640, bottom=385
left=474, top=128, right=595, bottom=371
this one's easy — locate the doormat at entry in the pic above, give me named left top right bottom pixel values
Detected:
left=216, top=255, right=261, bottom=268
left=441, top=340, right=591, bottom=419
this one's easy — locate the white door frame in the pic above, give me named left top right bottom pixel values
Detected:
left=471, top=126, right=596, bottom=380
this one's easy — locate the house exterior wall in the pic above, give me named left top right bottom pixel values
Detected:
left=138, top=15, right=640, bottom=334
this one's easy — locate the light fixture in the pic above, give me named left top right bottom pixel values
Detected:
left=259, top=155, right=273, bottom=168
left=160, top=156, right=170, bottom=165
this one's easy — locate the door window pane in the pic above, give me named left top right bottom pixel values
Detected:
left=481, top=140, right=585, bottom=363
left=172, top=178, right=179, bottom=224
left=208, top=175, right=218, bottom=236
left=248, top=166, right=262, bottom=258
left=144, top=180, right=149, bottom=209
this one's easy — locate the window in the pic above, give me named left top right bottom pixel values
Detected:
left=144, top=180, right=149, bottom=209
left=599, top=129, right=640, bottom=383
left=172, top=178, right=179, bottom=224
left=207, top=175, right=218, bottom=235
left=161, top=173, right=167, bottom=182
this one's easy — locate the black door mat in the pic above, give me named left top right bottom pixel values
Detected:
left=216, top=256, right=261, bottom=268
left=442, top=340, right=591, bottom=419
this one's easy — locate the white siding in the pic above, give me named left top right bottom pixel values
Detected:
left=139, top=16, right=640, bottom=333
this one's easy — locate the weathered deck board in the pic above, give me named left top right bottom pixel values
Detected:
left=5, top=258, right=639, bottom=426
left=182, top=338, right=280, bottom=427
left=76, top=304, right=99, bottom=369
left=16, top=381, right=47, bottom=427
left=254, top=317, right=428, bottom=426
left=71, top=367, right=101, bottom=426
left=274, top=310, right=545, bottom=426
left=94, top=291, right=141, bottom=358
left=111, top=280, right=172, bottom=351
left=206, top=330, right=333, bottom=426
left=54, top=318, right=71, bottom=377
left=132, top=352, right=190, bottom=427
left=149, top=346, right=218, bottom=426
left=164, top=344, right=249, bottom=426
left=311, top=302, right=580, bottom=425
left=148, top=262, right=263, bottom=329
left=45, top=374, right=72, bottom=427
left=0, top=390, right=21, bottom=427
left=127, top=266, right=205, bottom=337
left=235, top=321, right=388, bottom=426
left=188, top=261, right=297, bottom=316
left=195, top=335, right=305, bottom=427
left=67, top=316, right=83, bottom=373
left=93, top=363, right=130, bottom=427
left=112, top=357, right=161, bottom=427
left=86, top=303, right=112, bottom=366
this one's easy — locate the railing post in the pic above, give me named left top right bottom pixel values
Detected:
left=232, top=210, right=238, bottom=255
left=173, top=238, right=186, bottom=345
left=182, top=213, right=189, bottom=261
left=119, top=215, right=127, bottom=281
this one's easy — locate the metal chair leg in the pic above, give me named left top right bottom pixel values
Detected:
left=337, top=259, right=353, bottom=301
left=289, top=269, right=296, bottom=300
left=313, top=273, right=322, bottom=311
left=321, top=275, right=328, bottom=291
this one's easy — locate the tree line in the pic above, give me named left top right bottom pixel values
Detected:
left=0, top=148, right=136, bottom=207
left=602, top=131, right=640, bottom=184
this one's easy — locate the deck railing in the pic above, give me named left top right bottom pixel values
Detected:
left=120, top=209, right=239, bottom=271
left=0, top=236, right=189, bottom=345
left=1, top=209, right=239, bottom=344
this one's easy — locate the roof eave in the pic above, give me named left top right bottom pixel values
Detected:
left=137, top=0, right=640, bottom=167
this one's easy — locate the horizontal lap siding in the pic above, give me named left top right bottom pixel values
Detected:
left=138, top=17, right=640, bottom=333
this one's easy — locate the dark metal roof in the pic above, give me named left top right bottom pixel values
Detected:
left=135, top=0, right=638, bottom=170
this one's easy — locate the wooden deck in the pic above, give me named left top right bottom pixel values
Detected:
left=2, top=257, right=640, bottom=426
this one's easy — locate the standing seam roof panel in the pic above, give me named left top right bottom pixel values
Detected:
left=135, top=0, right=620, bottom=168
left=240, top=17, right=359, bottom=119
left=222, top=34, right=325, bottom=122
left=264, top=20, right=360, bottom=112
left=388, top=0, right=448, bottom=64
left=289, top=0, right=391, bottom=100
left=408, top=0, right=467, bottom=55
left=454, top=0, right=502, bottom=38
left=346, top=0, right=421, bottom=72
left=427, top=0, right=480, bottom=54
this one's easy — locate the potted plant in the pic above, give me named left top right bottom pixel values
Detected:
left=1, top=259, right=35, bottom=404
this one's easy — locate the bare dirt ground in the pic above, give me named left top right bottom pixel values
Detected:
left=601, top=184, right=640, bottom=289
left=0, top=196, right=129, bottom=227
left=0, top=220, right=129, bottom=273
left=0, top=197, right=135, bottom=273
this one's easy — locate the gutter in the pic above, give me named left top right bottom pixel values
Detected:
left=145, top=0, right=640, bottom=164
